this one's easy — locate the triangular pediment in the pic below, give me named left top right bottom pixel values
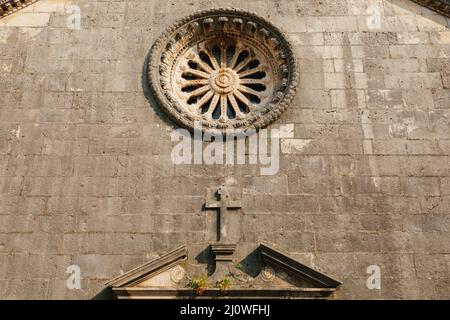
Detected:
left=259, top=242, right=341, bottom=288
left=105, top=246, right=188, bottom=288
left=103, top=243, right=341, bottom=300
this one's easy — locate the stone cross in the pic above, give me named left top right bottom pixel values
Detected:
left=205, top=186, right=241, bottom=241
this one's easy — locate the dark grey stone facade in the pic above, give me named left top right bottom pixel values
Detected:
left=0, top=0, right=449, bottom=299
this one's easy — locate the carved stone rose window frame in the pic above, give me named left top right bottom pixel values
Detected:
left=148, top=8, right=298, bottom=133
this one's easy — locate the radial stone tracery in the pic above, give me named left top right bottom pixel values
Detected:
left=148, top=9, right=298, bottom=133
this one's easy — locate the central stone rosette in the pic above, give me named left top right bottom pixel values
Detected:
left=210, top=68, right=239, bottom=94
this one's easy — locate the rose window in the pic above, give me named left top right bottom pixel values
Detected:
left=148, top=9, right=298, bottom=132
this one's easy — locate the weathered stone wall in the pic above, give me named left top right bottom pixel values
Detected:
left=0, top=0, right=449, bottom=299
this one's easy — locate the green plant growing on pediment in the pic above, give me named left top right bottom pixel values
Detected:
left=216, top=277, right=232, bottom=292
left=189, top=276, right=209, bottom=295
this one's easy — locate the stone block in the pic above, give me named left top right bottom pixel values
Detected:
left=400, top=177, right=441, bottom=196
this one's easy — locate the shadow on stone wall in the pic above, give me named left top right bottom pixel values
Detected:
left=91, top=287, right=114, bottom=300
left=141, top=43, right=179, bottom=131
